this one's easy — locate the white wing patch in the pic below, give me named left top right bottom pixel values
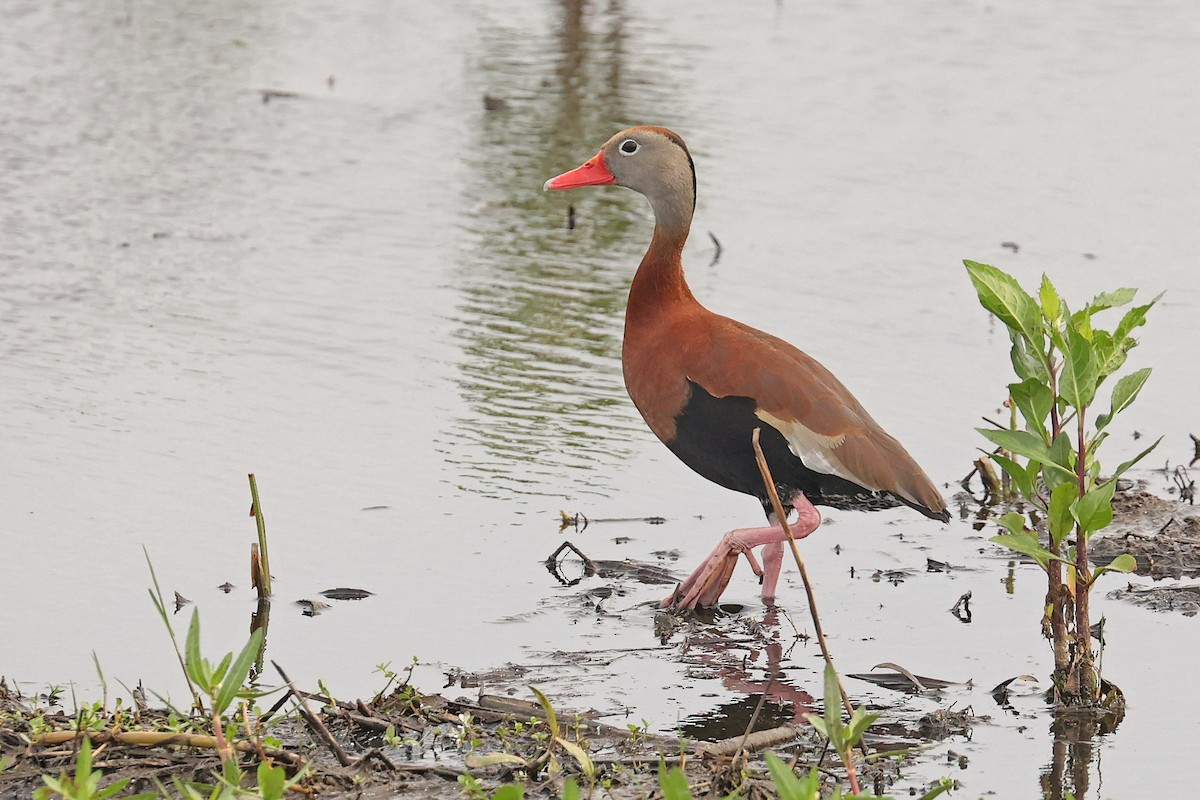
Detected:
left=755, top=410, right=874, bottom=490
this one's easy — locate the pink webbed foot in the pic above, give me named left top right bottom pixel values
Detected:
left=661, top=495, right=821, bottom=610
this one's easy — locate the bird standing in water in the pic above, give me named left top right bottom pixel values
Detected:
left=545, top=127, right=948, bottom=610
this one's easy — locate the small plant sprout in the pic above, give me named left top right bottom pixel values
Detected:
left=33, top=737, right=155, bottom=800
left=803, top=662, right=877, bottom=795
left=966, top=260, right=1160, bottom=706
left=531, top=687, right=596, bottom=787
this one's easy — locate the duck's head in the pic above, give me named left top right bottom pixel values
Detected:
left=545, top=126, right=696, bottom=230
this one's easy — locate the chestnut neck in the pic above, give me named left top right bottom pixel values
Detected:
left=626, top=210, right=697, bottom=325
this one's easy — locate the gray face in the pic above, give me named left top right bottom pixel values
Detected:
left=599, top=128, right=696, bottom=229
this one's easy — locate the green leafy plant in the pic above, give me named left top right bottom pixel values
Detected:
left=530, top=687, right=596, bottom=786
left=965, top=260, right=1160, bottom=705
left=145, top=548, right=204, bottom=713
left=34, top=737, right=155, bottom=800
left=457, top=775, right=524, bottom=800
left=761, top=753, right=822, bottom=800
left=804, top=663, right=877, bottom=795
left=183, top=608, right=266, bottom=762
left=168, top=758, right=308, bottom=800
left=657, top=750, right=948, bottom=800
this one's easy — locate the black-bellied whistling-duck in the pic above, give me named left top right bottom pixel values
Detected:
left=544, top=127, right=949, bottom=610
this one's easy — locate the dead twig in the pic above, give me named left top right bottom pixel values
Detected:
left=545, top=541, right=598, bottom=579
left=752, top=428, right=867, bottom=785
left=707, top=231, right=722, bottom=266
left=729, top=678, right=772, bottom=770
left=950, top=590, right=973, bottom=623
left=29, top=729, right=304, bottom=766
left=273, top=661, right=351, bottom=767
left=703, top=723, right=801, bottom=757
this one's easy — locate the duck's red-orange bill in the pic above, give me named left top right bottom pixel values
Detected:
left=543, top=150, right=615, bottom=190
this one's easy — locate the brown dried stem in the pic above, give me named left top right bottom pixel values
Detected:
left=751, top=428, right=865, bottom=791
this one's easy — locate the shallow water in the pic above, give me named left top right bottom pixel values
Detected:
left=3, top=0, right=1199, bottom=796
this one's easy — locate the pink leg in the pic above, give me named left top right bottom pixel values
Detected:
left=662, top=495, right=822, bottom=610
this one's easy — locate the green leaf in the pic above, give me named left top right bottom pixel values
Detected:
left=1096, top=367, right=1152, bottom=429
left=845, top=708, right=880, bottom=744
left=990, top=453, right=1035, bottom=500
left=1060, top=327, right=1098, bottom=409
left=530, top=686, right=560, bottom=740
left=1043, top=432, right=1078, bottom=490
left=1094, top=553, right=1137, bottom=580
left=803, top=713, right=829, bottom=739
left=556, top=736, right=595, bottom=779
left=820, top=662, right=842, bottom=747
left=1114, top=295, right=1161, bottom=344
left=562, top=779, right=580, bottom=800
left=918, top=778, right=958, bottom=800
left=211, top=652, right=233, bottom=687
left=980, top=428, right=1076, bottom=487
left=1009, top=378, right=1053, bottom=439
left=996, top=512, right=1029, bottom=537
left=1048, top=482, right=1079, bottom=546
left=658, top=763, right=693, bottom=800
left=1112, top=436, right=1163, bottom=478
left=1072, top=479, right=1117, bottom=535
left=763, top=752, right=821, bottom=800
left=1010, top=333, right=1050, bottom=383
left=184, top=609, right=208, bottom=691
left=991, top=530, right=1067, bottom=571
left=214, top=627, right=264, bottom=715
left=492, top=785, right=525, bottom=800
left=978, top=428, right=1051, bottom=463
left=1089, top=329, right=1123, bottom=383
left=1087, top=287, right=1137, bottom=313
left=1039, top=275, right=1062, bottom=326
left=76, top=736, right=94, bottom=783
left=257, top=762, right=287, bottom=800
left=965, top=260, right=1045, bottom=352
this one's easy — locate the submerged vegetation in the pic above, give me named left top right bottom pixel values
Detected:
left=965, top=260, right=1159, bottom=707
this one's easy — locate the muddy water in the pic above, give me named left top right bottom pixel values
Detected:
left=3, top=0, right=1199, bottom=796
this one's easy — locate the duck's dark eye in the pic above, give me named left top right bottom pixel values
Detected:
left=619, top=139, right=640, bottom=155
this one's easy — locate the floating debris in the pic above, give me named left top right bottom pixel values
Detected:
left=296, top=599, right=332, bottom=616
left=482, top=94, right=511, bottom=112
left=950, top=590, right=972, bottom=623
left=991, top=674, right=1039, bottom=705
left=917, top=707, right=977, bottom=740
left=847, top=663, right=967, bottom=694
left=260, top=89, right=299, bottom=104
left=217, top=582, right=235, bottom=593
left=319, top=587, right=375, bottom=601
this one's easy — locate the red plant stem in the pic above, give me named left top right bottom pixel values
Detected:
left=845, top=748, right=861, bottom=795
left=1075, top=408, right=1095, bottom=696
left=1047, top=358, right=1068, bottom=673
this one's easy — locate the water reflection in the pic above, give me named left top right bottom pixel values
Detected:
left=677, top=610, right=816, bottom=739
left=444, top=0, right=685, bottom=499
left=1040, top=708, right=1121, bottom=800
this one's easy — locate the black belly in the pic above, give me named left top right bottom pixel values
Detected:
left=664, top=381, right=900, bottom=515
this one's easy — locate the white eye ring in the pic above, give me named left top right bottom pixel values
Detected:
left=618, top=138, right=640, bottom=156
